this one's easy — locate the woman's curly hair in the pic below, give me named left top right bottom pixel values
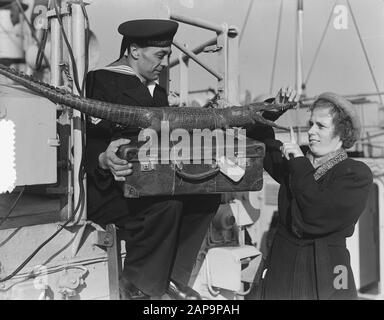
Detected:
left=310, top=99, right=359, bottom=149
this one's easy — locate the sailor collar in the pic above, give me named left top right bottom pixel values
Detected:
left=101, top=64, right=159, bottom=95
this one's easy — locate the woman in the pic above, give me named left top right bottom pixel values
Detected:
left=253, top=91, right=373, bottom=300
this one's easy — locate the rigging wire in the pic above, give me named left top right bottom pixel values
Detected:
left=346, top=0, right=383, bottom=106
left=239, top=0, right=255, bottom=45
left=303, top=0, right=335, bottom=87
left=269, top=0, right=283, bottom=95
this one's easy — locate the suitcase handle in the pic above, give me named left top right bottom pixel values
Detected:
left=175, top=165, right=220, bottom=181
left=117, top=144, right=138, bottom=161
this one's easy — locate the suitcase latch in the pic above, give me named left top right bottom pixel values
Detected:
left=140, top=156, right=158, bottom=171
left=140, top=161, right=154, bottom=171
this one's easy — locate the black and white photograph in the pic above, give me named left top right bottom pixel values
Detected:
left=0, top=0, right=383, bottom=309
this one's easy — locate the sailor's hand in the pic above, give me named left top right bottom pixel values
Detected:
left=168, top=91, right=180, bottom=106
left=280, top=127, right=304, bottom=160
left=274, top=86, right=300, bottom=106
left=98, top=138, right=133, bottom=181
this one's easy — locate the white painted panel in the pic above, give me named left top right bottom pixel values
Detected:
left=0, top=85, right=57, bottom=185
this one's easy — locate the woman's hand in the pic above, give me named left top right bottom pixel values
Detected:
left=281, top=142, right=304, bottom=160
left=280, top=127, right=304, bottom=160
left=168, top=91, right=180, bottom=106
left=98, top=138, right=133, bottom=181
left=274, top=86, right=300, bottom=105
left=263, top=86, right=300, bottom=122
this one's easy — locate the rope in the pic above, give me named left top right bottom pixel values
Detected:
left=347, top=0, right=383, bottom=106
left=269, top=0, right=283, bottom=95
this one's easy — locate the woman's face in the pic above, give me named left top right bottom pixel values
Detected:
left=308, top=106, right=342, bottom=157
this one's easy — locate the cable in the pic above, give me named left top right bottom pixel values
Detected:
left=14, top=0, right=51, bottom=69
left=347, top=0, right=383, bottom=106
left=74, top=0, right=89, bottom=223
left=0, top=170, right=85, bottom=283
left=52, top=0, right=82, bottom=95
left=73, top=113, right=86, bottom=225
left=269, top=0, right=283, bottom=95
left=55, top=0, right=87, bottom=224
left=80, top=0, right=89, bottom=97
left=35, top=28, right=49, bottom=70
left=0, top=0, right=91, bottom=284
left=0, top=186, right=25, bottom=229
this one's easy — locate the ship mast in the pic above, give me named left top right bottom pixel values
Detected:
left=295, top=0, right=304, bottom=143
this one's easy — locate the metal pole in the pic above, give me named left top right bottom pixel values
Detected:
left=171, top=13, right=223, bottom=33
left=179, top=45, right=189, bottom=106
left=173, top=40, right=223, bottom=80
left=216, top=23, right=228, bottom=103
left=295, top=0, right=304, bottom=144
left=59, top=2, right=75, bottom=223
left=227, top=26, right=240, bottom=105
left=50, top=20, right=61, bottom=88
left=71, top=2, right=86, bottom=223
left=169, top=37, right=217, bottom=68
left=50, top=8, right=75, bottom=220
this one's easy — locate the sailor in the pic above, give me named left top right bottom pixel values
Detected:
left=85, top=19, right=221, bottom=300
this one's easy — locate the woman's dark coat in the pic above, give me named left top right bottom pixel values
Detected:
left=249, top=126, right=373, bottom=300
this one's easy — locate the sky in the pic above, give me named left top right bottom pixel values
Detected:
left=86, top=0, right=384, bottom=101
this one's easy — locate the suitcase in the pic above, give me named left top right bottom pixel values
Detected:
left=116, top=133, right=265, bottom=198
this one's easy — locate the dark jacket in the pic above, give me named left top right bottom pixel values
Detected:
left=85, top=69, right=169, bottom=214
left=249, top=126, right=373, bottom=300
left=84, top=69, right=220, bottom=296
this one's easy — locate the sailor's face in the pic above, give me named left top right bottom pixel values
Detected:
left=137, top=46, right=172, bottom=81
left=307, top=106, right=342, bottom=157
